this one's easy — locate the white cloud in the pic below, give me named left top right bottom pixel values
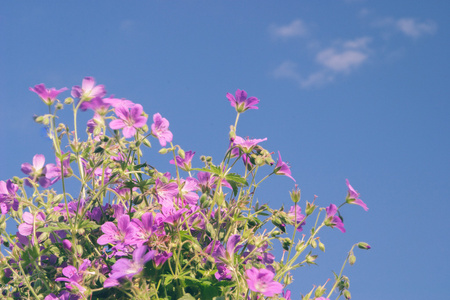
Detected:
left=273, top=37, right=371, bottom=88
left=269, top=19, right=308, bottom=38
left=396, top=18, right=437, bottom=38
left=316, top=37, right=370, bottom=72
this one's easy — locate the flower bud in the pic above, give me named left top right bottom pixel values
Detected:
left=281, top=238, right=293, bottom=251
left=305, top=253, right=318, bottom=264
left=34, top=116, right=44, bottom=123
left=142, top=138, right=151, bottom=148
left=295, top=240, right=305, bottom=252
left=357, top=242, right=371, bottom=250
left=64, top=97, right=74, bottom=104
left=349, top=252, right=356, bottom=266
left=178, top=148, right=185, bottom=159
left=290, top=185, right=301, bottom=203
left=159, top=148, right=169, bottom=154
left=141, top=124, right=149, bottom=132
left=55, top=103, right=64, bottom=110
left=314, top=285, right=326, bottom=297
left=318, top=240, right=325, bottom=252
left=343, top=290, right=351, bottom=299
left=310, top=239, right=317, bottom=248
left=306, top=201, right=317, bottom=216
left=229, top=125, right=236, bottom=139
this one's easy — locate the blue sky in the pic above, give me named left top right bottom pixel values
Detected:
left=1, top=1, right=449, bottom=299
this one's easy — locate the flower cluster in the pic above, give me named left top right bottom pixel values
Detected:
left=0, top=79, right=370, bottom=299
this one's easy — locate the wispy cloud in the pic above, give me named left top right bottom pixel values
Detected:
left=372, top=17, right=437, bottom=39
left=269, top=19, right=308, bottom=39
left=396, top=18, right=437, bottom=38
left=273, top=37, right=371, bottom=88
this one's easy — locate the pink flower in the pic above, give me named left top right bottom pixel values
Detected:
left=345, top=179, right=368, bottom=211
left=227, top=89, right=259, bottom=113
left=325, top=204, right=345, bottom=233
left=232, top=136, right=267, bottom=154
left=274, top=151, right=295, bottom=182
left=0, top=180, right=19, bottom=214
left=21, top=154, right=57, bottom=188
left=151, top=113, right=173, bottom=146
left=245, top=267, right=283, bottom=297
left=110, top=104, right=148, bottom=139
left=71, top=76, right=106, bottom=100
left=29, top=84, right=67, bottom=105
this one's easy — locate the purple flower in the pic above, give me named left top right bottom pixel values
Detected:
left=151, top=113, right=173, bottom=146
left=154, top=251, right=172, bottom=267
left=274, top=151, right=295, bottom=182
left=325, top=204, right=346, bottom=233
left=21, top=154, right=57, bottom=188
left=71, top=77, right=106, bottom=100
left=154, top=179, right=179, bottom=209
left=30, top=84, right=68, bottom=105
left=245, top=267, right=283, bottom=297
left=170, top=151, right=195, bottom=171
left=110, top=104, right=148, bottom=139
left=80, top=96, right=111, bottom=114
left=0, top=180, right=19, bottom=214
left=55, top=259, right=91, bottom=294
left=18, top=211, right=46, bottom=237
left=232, top=136, right=267, bottom=154
left=104, top=245, right=155, bottom=287
left=127, top=213, right=156, bottom=246
left=345, top=179, right=368, bottom=211
left=178, top=177, right=200, bottom=205
left=97, top=214, right=132, bottom=250
left=288, top=205, right=305, bottom=232
left=226, top=89, right=259, bottom=113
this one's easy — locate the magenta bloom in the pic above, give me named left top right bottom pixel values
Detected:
left=71, top=76, right=106, bottom=100
left=288, top=205, right=306, bottom=232
left=0, top=180, right=19, bottom=214
left=97, top=214, right=132, bottom=250
left=110, top=104, right=147, bottom=139
left=21, top=154, right=57, bottom=188
left=232, top=136, right=267, bottom=154
left=170, top=151, right=195, bottom=171
left=274, top=151, right=295, bottom=182
left=346, top=179, right=368, bottom=211
left=245, top=267, right=283, bottom=297
left=325, top=204, right=346, bottom=233
left=29, top=84, right=67, bottom=105
left=127, top=212, right=157, bottom=246
left=55, top=259, right=91, bottom=294
left=226, top=89, right=259, bottom=113
left=151, top=113, right=173, bottom=146
left=104, top=245, right=155, bottom=287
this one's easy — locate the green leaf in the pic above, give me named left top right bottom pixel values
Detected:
left=225, top=173, right=248, bottom=186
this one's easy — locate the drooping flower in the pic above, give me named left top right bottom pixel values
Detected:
left=325, top=204, right=345, bottom=233
left=151, top=113, right=173, bottom=146
left=245, top=267, right=283, bottom=297
left=288, top=205, right=306, bottom=232
left=345, top=179, right=368, bottom=211
left=274, top=151, right=295, bottom=182
left=71, top=76, right=106, bottom=100
left=226, top=89, right=259, bottom=113
left=110, top=104, right=148, bottom=139
left=29, top=84, right=68, bottom=105
left=104, top=245, right=155, bottom=287
left=170, top=151, right=195, bottom=171
left=0, top=180, right=19, bottom=214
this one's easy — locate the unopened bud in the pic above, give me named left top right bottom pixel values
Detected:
left=357, top=242, right=371, bottom=250
left=318, top=240, right=325, bottom=252
left=159, top=148, right=169, bottom=154
left=314, top=286, right=326, bottom=298
left=310, top=239, right=317, bottom=248
left=290, top=186, right=301, bottom=203
left=349, top=252, right=356, bottom=266
left=229, top=125, right=236, bottom=139
left=34, top=116, right=44, bottom=123
left=55, top=103, right=64, bottom=110
left=64, top=97, right=74, bottom=105
left=281, top=238, right=293, bottom=251
left=343, top=290, right=351, bottom=299
left=305, top=201, right=316, bottom=216
left=178, top=148, right=185, bottom=159
left=141, top=124, right=148, bottom=132
left=142, top=138, right=151, bottom=148
left=305, top=253, right=318, bottom=264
